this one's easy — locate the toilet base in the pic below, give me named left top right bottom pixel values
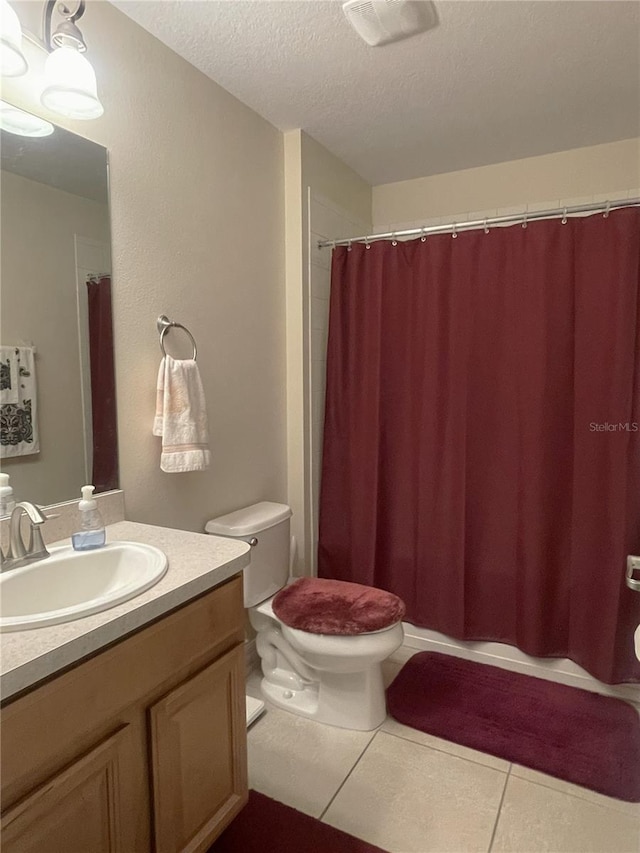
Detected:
left=259, top=663, right=387, bottom=731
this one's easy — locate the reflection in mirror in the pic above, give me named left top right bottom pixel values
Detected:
left=0, top=107, right=118, bottom=507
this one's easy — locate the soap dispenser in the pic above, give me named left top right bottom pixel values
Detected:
left=72, top=485, right=106, bottom=551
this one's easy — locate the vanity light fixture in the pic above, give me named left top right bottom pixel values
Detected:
left=0, top=99, right=54, bottom=136
left=41, top=42, right=103, bottom=119
left=0, top=0, right=103, bottom=122
left=0, top=0, right=28, bottom=77
left=41, top=0, right=103, bottom=119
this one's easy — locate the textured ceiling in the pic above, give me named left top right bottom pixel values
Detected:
left=113, top=0, right=640, bottom=185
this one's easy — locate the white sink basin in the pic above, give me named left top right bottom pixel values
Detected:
left=0, top=542, right=168, bottom=632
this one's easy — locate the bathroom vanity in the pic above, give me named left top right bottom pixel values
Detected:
left=0, top=520, right=251, bottom=853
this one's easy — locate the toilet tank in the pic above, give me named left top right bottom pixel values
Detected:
left=205, top=502, right=292, bottom=607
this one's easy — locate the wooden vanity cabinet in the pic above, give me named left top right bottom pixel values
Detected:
left=1, top=722, right=148, bottom=853
left=150, top=645, right=246, bottom=853
left=0, top=574, right=248, bottom=853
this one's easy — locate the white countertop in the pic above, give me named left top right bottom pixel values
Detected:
left=0, top=521, right=250, bottom=702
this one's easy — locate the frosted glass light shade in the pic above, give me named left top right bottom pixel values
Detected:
left=41, top=46, right=103, bottom=119
left=0, top=101, right=53, bottom=136
left=0, top=0, right=27, bottom=77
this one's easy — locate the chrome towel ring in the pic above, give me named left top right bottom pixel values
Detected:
left=156, top=314, right=197, bottom=361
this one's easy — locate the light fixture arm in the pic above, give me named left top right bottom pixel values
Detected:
left=43, top=0, right=87, bottom=53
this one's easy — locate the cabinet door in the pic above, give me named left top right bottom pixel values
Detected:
left=1, top=724, right=149, bottom=853
left=149, top=644, right=248, bottom=853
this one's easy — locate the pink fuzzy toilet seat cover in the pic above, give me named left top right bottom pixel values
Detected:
left=272, top=577, right=406, bottom=636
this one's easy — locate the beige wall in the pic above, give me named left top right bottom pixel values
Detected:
left=301, top=133, right=372, bottom=227
left=284, top=130, right=371, bottom=573
left=1, top=171, right=110, bottom=506
left=373, top=138, right=640, bottom=228
left=283, top=131, right=306, bottom=572
left=3, top=2, right=287, bottom=532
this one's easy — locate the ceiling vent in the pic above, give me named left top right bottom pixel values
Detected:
left=342, top=0, right=438, bottom=47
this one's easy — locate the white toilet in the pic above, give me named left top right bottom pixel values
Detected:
left=206, top=502, right=404, bottom=731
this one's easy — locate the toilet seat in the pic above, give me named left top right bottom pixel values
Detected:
left=272, top=577, right=406, bottom=636
left=255, top=595, right=401, bottom=637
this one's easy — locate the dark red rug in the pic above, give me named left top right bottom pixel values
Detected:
left=387, top=652, right=640, bottom=802
left=209, top=790, right=387, bottom=853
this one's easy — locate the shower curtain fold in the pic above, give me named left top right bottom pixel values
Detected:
left=87, top=275, right=119, bottom=493
left=318, top=207, right=640, bottom=684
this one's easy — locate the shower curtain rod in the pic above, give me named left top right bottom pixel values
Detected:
left=317, top=197, right=640, bottom=249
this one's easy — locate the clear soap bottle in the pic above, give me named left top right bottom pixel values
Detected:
left=72, top=485, right=106, bottom=551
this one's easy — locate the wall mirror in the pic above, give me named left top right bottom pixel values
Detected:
left=0, top=104, right=118, bottom=507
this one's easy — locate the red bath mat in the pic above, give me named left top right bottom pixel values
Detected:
left=386, top=652, right=640, bottom=802
left=209, top=790, right=387, bottom=853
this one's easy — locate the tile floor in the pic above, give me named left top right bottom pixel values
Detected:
left=246, top=653, right=640, bottom=853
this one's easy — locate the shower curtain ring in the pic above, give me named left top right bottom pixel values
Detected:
left=522, top=213, right=528, bottom=229
left=420, top=227, right=427, bottom=242
left=364, top=237, right=370, bottom=249
left=484, top=219, right=489, bottom=234
left=347, top=240, right=352, bottom=252
left=391, top=232, right=398, bottom=246
left=452, top=222, right=458, bottom=238
left=561, top=207, right=568, bottom=224
left=604, top=201, right=611, bottom=218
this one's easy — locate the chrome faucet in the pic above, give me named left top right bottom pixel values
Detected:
left=1, top=501, right=49, bottom=571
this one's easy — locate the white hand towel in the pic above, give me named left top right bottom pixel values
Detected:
left=153, top=355, right=211, bottom=472
left=1, top=346, right=39, bottom=458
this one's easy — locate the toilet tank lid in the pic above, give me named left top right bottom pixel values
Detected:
left=205, top=501, right=292, bottom=537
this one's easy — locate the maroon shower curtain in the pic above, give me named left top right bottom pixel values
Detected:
left=318, top=207, right=640, bottom=684
left=87, top=276, right=119, bottom=492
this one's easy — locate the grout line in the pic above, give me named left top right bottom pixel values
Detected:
left=318, top=730, right=378, bottom=821
left=382, top=718, right=639, bottom=819
left=487, top=764, right=512, bottom=853
left=507, top=767, right=640, bottom=818
left=380, top=725, right=510, bottom=773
